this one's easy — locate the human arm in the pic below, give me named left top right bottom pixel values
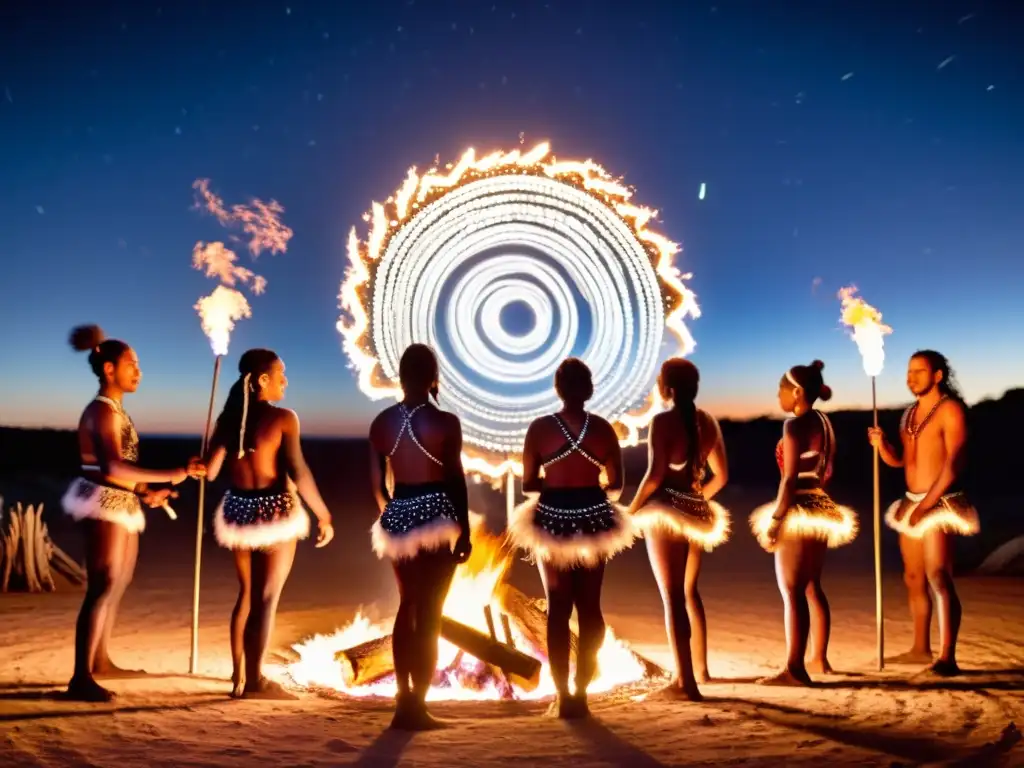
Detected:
left=520, top=421, right=543, bottom=495
left=281, top=409, right=334, bottom=546
left=92, top=405, right=190, bottom=486
left=910, top=402, right=967, bottom=522
left=443, top=414, right=472, bottom=562
left=602, top=420, right=625, bottom=503
left=203, top=443, right=228, bottom=483
left=701, top=415, right=729, bottom=501
left=765, top=419, right=800, bottom=546
left=627, top=415, right=668, bottom=514
left=867, top=426, right=903, bottom=468
left=368, top=437, right=391, bottom=514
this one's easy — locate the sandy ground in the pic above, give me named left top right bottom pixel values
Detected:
left=2, top=491, right=1023, bottom=767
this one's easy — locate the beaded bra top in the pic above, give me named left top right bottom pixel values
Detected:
left=540, top=413, right=604, bottom=470
left=81, top=395, right=139, bottom=471
left=388, top=403, right=442, bottom=466
left=775, top=410, right=834, bottom=485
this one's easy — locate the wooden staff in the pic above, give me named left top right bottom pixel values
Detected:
left=190, top=354, right=222, bottom=674
left=872, top=376, right=884, bottom=671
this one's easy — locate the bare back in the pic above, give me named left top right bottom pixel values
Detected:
left=222, top=406, right=291, bottom=491
left=656, top=408, right=719, bottom=488
left=370, top=402, right=458, bottom=485
left=527, top=410, right=619, bottom=489
left=900, top=397, right=966, bottom=493
left=785, top=410, right=835, bottom=490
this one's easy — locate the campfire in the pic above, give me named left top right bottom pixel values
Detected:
left=286, top=515, right=665, bottom=701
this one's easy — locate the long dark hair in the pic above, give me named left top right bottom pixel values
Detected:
left=660, top=358, right=701, bottom=477
left=399, top=343, right=440, bottom=402
left=912, top=349, right=965, bottom=403
left=211, top=348, right=280, bottom=458
left=69, top=324, right=130, bottom=381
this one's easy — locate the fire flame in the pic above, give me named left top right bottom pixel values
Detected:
left=194, top=285, right=252, bottom=356
left=838, top=285, right=892, bottom=377
left=286, top=517, right=650, bottom=701
left=336, top=143, right=700, bottom=479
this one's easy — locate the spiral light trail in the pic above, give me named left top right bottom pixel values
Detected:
left=337, top=143, right=699, bottom=478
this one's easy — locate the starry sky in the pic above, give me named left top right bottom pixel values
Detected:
left=1, top=0, right=1022, bottom=437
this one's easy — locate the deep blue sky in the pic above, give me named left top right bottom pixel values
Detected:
left=2, top=0, right=1022, bottom=436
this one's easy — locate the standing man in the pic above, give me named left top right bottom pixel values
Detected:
left=868, top=350, right=979, bottom=677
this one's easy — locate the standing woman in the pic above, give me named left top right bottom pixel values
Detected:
left=63, top=324, right=203, bottom=702
left=628, top=358, right=730, bottom=700
left=749, top=360, right=858, bottom=685
left=368, top=343, right=471, bottom=731
left=508, top=357, right=634, bottom=719
left=204, top=348, right=335, bottom=700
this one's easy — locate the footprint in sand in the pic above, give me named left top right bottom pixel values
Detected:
left=326, top=738, right=357, bottom=754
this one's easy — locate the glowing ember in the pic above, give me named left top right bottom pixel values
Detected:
left=336, top=143, right=700, bottom=479
left=838, top=285, right=891, bottom=377
left=286, top=518, right=654, bottom=701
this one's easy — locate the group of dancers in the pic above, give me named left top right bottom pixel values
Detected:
left=61, top=323, right=980, bottom=732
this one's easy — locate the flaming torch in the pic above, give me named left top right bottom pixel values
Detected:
left=838, top=286, right=892, bottom=671
left=189, top=286, right=252, bottom=674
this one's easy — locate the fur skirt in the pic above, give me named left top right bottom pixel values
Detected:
left=62, top=477, right=146, bottom=534
left=371, top=482, right=462, bottom=561
left=214, top=486, right=311, bottom=551
left=885, top=491, right=979, bottom=538
left=631, top=487, right=731, bottom=551
left=749, top=488, right=859, bottom=551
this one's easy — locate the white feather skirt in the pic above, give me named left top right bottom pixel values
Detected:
left=62, top=477, right=146, bottom=534
left=213, top=487, right=311, bottom=551
left=631, top=488, right=731, bottom=552
left=885, top=491, right=980, bottom=538
left=506, top=486, right=637, bottom=569
left=749, top=488, right=858, bottom=551
left=371, top=484, right=462, bottom=561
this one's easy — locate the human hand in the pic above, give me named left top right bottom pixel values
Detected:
left=764, top=514, right=784, bottom=551
left=186, top=457, right=207, bottom=480
left=453, top=529, right=472, bottom=564
left=141, top=487, right=178, bottom=508
left=169, top=467, right=190, bottom=485
left=867, top=427, right=886, bottom=450
left=315, top=518, right=334, bottom=548
left=906, top=502, right=930, bottom=529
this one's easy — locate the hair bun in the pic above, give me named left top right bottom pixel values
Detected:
left=811, top=359, right=825, bottom=371
left=69, top=324, right=105, bottom=352
left=818, top=384, right=833, bottom=402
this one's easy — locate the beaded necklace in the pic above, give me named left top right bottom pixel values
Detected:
left=902, top=395, right=948, bottom=442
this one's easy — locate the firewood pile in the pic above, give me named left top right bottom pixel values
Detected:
left=0, top=497, right=86, bottom=593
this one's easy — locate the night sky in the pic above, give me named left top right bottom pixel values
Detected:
left=1, top=0, right=1021, bottom=437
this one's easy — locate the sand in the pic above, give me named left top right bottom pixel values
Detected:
left=2, top=490, right=1023, bottom=767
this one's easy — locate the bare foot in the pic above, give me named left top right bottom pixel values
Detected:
left=545, top=694, right=588, bottom=719
left=649, top=679, right=703, bottom=702
left=230, top=673, right=245, bottom=699
left=66, top=675, right=115, bottom=703
left=390, top=696, right=448, bottom=730
left=240, top=677, right=298, bottom=700
left=885, top=649, right=934, bottom=665
left=921, top=659, right=961, bottom=678
left=757, top=667, right=813, bottom=687
left=695, top=670, right=712, bottom=684
left=92, top=659, right=147, bottom=679
left=806, top=659, right=834, bottom=675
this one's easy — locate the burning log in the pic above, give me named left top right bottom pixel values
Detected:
left=495, top=582, right=666, bottom=680
left=335, top=634, right=395, bottom=687
left=0, top=500, right=86, bottom=593
left=439, top=616, right=542, bottom=691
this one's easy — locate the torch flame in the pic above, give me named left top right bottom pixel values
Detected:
left=336, top=143, right=700, bottom=479
left=194, top=285, right=252, bottom=356
left=838, top=285, right=892, bottom=377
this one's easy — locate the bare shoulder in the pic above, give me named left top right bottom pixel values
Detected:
left=939, top=397, right=967, bottom=424
left=274, top=406, right=300, bottom=431
left=697, top=408, right=719, bottom=433
left=589, top=413, right=618, bottom=441
left=369, top=404, right=398, bottom=435
left=438, top=408, right=462, bottom=432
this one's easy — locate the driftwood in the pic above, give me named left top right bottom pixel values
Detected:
left=336, top=634, right=395, bottom=687
left=0, top=500, right=86, bottom=593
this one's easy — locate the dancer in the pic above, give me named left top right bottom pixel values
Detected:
left=868, top=350, right=977, bottom=676
left=628, top=358, right=729, bottom=699
left=508, top=357, right=634, bottom=718
left=63, top=324, right=204, bottom=702
left=204, top=348, right=335, bottom=699
left=749, top=361, right=858, bottom=686
left=368, top=343, right=471, bottom=730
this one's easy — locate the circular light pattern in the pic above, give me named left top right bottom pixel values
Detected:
left=338, top=144, right=700, bottom=478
